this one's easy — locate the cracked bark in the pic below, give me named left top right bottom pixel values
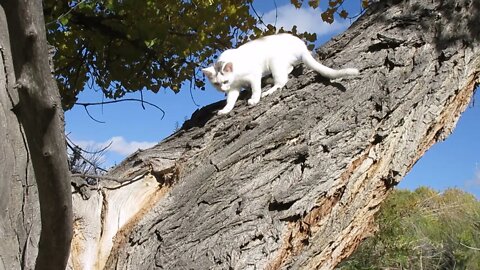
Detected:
left=67, top=0, right=480, bottom=269
left=0, top=0, right=72, bottom=269
left=0, top=5, right=40, bottom=270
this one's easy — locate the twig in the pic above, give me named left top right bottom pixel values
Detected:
left=72, top=173, right=125, bottom=182
left=273, top=0, right=278, bottom=28
left=249, top=2, right=268, bottom=28
left=66, top=140, right=109, bottom=172
left=459, top=242, right=480, bottom=251
left=75, top=98, right=166, bottom=120
left=333, top=0, right=368, bottom=22
left=46, top=0, right=88, bottom=26
left=72, top=172, right=149, bottom=190
left=66, top=135, right=112, bottom=155
left=140, top=89, right=146, bottom=110
left=189, top=71, right=200, bottom=108
left=81, top=104, right=105, bottom=123
left=189, top=83, right=200, bottom=108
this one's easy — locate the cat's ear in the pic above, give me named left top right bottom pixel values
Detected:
left=223, top=62, right=233, bottom=73
left=202, top=66, right=215, bottom=78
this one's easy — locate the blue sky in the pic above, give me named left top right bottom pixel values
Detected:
left=65, top=0, right=480, bottom=198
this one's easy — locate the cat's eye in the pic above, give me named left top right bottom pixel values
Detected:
left=222, top=80, right=229, bottom=84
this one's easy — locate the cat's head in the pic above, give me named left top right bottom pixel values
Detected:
left=202, top=61, right=234, bottom=92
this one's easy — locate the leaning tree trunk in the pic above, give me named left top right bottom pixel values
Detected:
left=69, top=0, right=480, bottom=269
left=0, top=0, right=72, bottom=269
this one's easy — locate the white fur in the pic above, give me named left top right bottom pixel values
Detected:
left=202, top=33, right=359, bottom=114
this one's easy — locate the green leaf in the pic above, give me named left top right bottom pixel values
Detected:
left=339, top=9, right=348, bottom=19
left=321, top=8, right=336, bottom=24
left=308, top=0, right=319, bottom=9
left=59, top=15, right=69, bottom=26
left=291, top=0, right=303, bottom=9
left=362, top=0, right=370, bottom=9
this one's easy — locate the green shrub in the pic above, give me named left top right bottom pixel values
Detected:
left=338, top=187, right=480, bottom=270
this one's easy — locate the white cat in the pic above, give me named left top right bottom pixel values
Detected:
left=202, top=33, right=359, bottom=115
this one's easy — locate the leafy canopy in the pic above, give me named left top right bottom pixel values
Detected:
left=43, top=0, right=358, bottom=110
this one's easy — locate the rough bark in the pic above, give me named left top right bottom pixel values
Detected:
left=68, top=0, right=480, bottom=269
left=0, top=7, right=40, bottom=270
left=0, top=0, right=72, bottom=269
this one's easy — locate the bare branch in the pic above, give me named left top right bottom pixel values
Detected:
left=65, top=138, right=109, bottom=173
left=81, top=103, right=105, bottom=123
left=46, top=0, right=88, bottom=26
left=75, top=98, right=166, bottom=120
left=66, top=135, right=112, bottom=155
left=189, top=72, right=201, bottom=108
left=273, top=0, right=278, bottom=28
left=140, top=89, right=146, bottom=110
left=71, top=173, right=125, bottom=183
left=249, top=3, right=268, bottom=28
left=72, top=172, right=149, bottom=190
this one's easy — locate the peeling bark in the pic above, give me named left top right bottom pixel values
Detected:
left=68, top=0, right=478, bottom=269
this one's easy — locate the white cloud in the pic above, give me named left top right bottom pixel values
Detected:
left=473, top=167, right=480, bottom=186
left=74, top=136, right=157, bottom=156
left=261, top=4, right=348, bottom=36
left=108, top=136, right=157, bottom=156
left=463, top=164, right=480, bottom=189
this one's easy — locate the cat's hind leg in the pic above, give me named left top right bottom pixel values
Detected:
left=262, top=65, right=292, bottom=97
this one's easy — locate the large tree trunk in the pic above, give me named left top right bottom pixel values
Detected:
left=0, top=7, right=40, bottom=270
left=0, top=0, right=72, bottom=269
left=69, top=0, right=480, bottom=269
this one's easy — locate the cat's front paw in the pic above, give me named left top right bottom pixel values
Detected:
left=247, top=98, right=259, bottom=106
left=217, top=109, right=231, bottom=115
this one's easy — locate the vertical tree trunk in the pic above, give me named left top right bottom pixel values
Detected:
left=67, top=0, right=480, bottom=269
left=0, top=7, right=40, bottom=269
left=0, top=0, right=72, bottom=269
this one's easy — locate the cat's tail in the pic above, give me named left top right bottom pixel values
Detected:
left=301, top=52, right=359, bottom=79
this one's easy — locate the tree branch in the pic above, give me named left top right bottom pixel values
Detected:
left=45, top=0, right=87, bottom=26
left=75, top=98, right=165, bottom=120
left=65, top=135, right=109, bottom=173
left=249, top=2, right=268, bottom=28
